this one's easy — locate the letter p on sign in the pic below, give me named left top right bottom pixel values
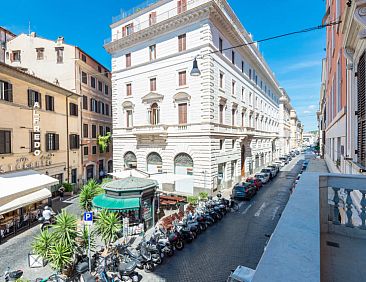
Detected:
left=83, top=212, right=93, bottom=225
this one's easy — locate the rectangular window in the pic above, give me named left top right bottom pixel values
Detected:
left=82, top=54, right=87, bottom=63
left=220, top=139, right=224, bottom=150
left=83, top=124, right=89, bottom=138
left=241, top=87, right=244, bottom=101
left=178, top=71, right=187, bottom=86
left=92, top=125, right=97, bottom=138
left=149, top=12, right=157, bottom=26
left=36, top=48, right=44, bottom=60
left=92, top=145, right=97, bottom=155
left=337, top=58, right=342, bottom=112
left=241, top=61, right=244, bottom=73
left=104, top=85, right=109, bottom=95
left=99, top=126, right=104, bottom=136
left=27, top=89, right=41, bottom=108
left=81, top=72, right=87, bottom=84
left=177, top=0, right=187, bottom=14
left=125, top=23, right=134, bottom=35
left=232, top=80, right=236, bottom=95
left=219, top=104, right=224, bottom=124
left=241, top=112, right=245, bottom=127
left=83, top=146, right=88, bottom=156
left=126, top=83, right=132, bottom=96
left=106, top=104, right=110, bottom=116
left=83, top=95, right=88, bottom=110
left=219, top=37, right=223, bottom=53
left=357, top=52, right=366, bottom=166
left=55, top=47, right=63, bottom=63
left=71, top=169, right=77, bottom=184
left=178, top=34, right=186, bottom=52
left=46, top=133, right=59, bottom=151
left=220, top=73, right=224, bottom=88
left=98, top=81, right=103, bottom=92
left=178, top=103, right=187, bottom=124
left=126, top=110, right=133, bottom=128
left=149, top=45, right=156, bottom=61
left=232, top=109, right=236, bottom=126
left=91, top=76, right=96, bottom=88
left=231, top=51, right=235, bottom=64
left=0, top=80, right=13, bottom=102
left=249, top=69, right=252, bottom=80
left=106, top=127, right=111, bottom=133
left=12, top=50, right=21, bottom=62
left=69, top=134, right=80, bottom=150
left=150, top=78, right=157, bottom=92
left=45, top=95, right=54, bottom=111
left=0, top=130, right=11, bottom=154
left=126, top=53, right=131, bottom=67
left=69, top=103, right=78, bottom=116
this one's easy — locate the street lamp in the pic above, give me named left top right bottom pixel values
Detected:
left=190, top=57, right=201, bottom=76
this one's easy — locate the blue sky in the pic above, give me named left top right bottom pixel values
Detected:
left=1, top=0, right=325, bottom=131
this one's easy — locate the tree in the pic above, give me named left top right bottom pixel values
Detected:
left=79, top=179, right=104, bottom=212
left=76, top=225, right=96, bottom=256
left=49, top=241, right=73, bottom=273
left=52, top=210, right=78, bottom=251
left=187, top=196, right=199, bottom=206
left=32, top=229, right=54, bottom=258
left=95, top=209, right=121, bottom=250
left=97, top=132, right=111, bottom=153
left=198, top=192, right=209, bottom=201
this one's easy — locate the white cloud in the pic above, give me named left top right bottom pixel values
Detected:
left=280, top=60, right=322, bottom=74
left=308, top=105, right=316, bottom=110
left=303, top=110, right=311, bottom=114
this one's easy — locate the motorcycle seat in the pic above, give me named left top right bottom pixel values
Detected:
left=118, top=261, right=136, bottom=274
left=10, top=270, right=24, bottom=279
left=81, top=273, right=96, bottom=282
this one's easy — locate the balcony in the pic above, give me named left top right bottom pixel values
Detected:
left=252, top=158, right=366, bottom=282
left=132, top=124, right=168, bottom=137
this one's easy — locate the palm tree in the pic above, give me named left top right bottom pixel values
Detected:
left=95, top=209, right=121, bottom=250
left=49, top=241, right=73, bottom=273
left=32, top=229, right=54, bottom=259
left=79, top=179, right=104, bottom=212
left=76, top=225, right=96, bottom=256
left=52, top=210, right=78, bottom=251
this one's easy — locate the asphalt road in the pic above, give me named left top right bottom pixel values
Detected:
left=142, top=155, right=304, bottom=282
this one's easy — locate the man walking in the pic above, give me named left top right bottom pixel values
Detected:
left=59, top=186, right=65, bottom=201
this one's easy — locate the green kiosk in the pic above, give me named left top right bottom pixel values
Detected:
left=92, top=177, right=158, bottom=231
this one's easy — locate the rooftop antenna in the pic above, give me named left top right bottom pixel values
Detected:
left=28, top=20, right=31, bottom=36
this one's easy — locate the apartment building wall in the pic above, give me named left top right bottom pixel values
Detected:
left=324, top=0, right=347, bottom=172
left=0, top=62, right=81, bottom=192
left=0, top=27, right=15, bottom=63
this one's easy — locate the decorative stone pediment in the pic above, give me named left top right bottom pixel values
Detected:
left=141, top=92, right=164, bottom=104
left=354, top=0, right=366, bottom=39
left=122, top=101, right=134, bottom=108
left=173, top=92, right=191, bottom=103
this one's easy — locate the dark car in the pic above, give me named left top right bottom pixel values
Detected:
left=246, top=177, right=263, bottom=191
left=232, top=182, right=257, bottom=200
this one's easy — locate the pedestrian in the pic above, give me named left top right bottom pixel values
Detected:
left=59, top=186, right=65, bottom=201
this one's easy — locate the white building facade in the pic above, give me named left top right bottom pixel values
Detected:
left=106, top=0, right=292, bottom=194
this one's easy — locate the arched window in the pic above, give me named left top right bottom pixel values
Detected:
left=149, top=103, right=159, bottom=125
left=174, top=153, right=193, bottom=175
left=147, top=152, right=163, bottom=173
left=124, top=151, right=137, bottom=168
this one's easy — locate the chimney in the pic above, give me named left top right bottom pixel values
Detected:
left=30, top=32, right=36, bottom=37
left=56, top=36, right=64, bottom=44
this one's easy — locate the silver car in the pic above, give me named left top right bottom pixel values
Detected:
left=254, top=173, right=270, bottom=184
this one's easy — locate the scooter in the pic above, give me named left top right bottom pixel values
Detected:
left=75, top=262, right=96, bottom=282
left=1, top=267, right=23, bottom=282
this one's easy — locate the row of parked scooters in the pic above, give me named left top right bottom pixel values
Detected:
left=74, top=195, right=239, bottom=281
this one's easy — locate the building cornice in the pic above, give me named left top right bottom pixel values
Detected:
left=0, top=62, right=80, bottom=98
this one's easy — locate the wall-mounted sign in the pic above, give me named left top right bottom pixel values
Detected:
left=33, top=102, right=41, bottom=156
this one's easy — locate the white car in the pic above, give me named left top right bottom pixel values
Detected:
left=227, top=265, right=255, bottom=282
left=254, top=173, right=270, bottom=184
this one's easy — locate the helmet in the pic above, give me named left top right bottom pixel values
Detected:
left=44, top=206, right=50, bottom=210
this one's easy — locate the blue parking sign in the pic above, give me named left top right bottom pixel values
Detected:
left=83, top=212, right=93, bottom=225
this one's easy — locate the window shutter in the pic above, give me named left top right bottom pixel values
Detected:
left=30, top=132, right=34, bottom=152
left=5, top=83, right=13, bottom=102
left=28, top=89, right=33, bottom=107
left=76, top=135, right=80, bottom=149
left=357, top=52, right=366, bottom=166
left=5, top=131, right=11, bottom=153
left=55, top=134, right=59, bottom=150
left=178, top=0, right=182, bottom=13
left=45, top=133, right=50, bottom=151
left=122, top=26, right=126, bottom=37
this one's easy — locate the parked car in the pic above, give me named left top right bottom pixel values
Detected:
left=267, top=165, right=279, bottom=175
left=261, top=168, right=274, bottom=179
left=254, top=173, right=270, bottom=184
left=290, top=151, right=296, bottom=158
left=274, top=160, right=285, bottom=167
left=232, top=182, right=257, bottom=200
left=246, top=177, right=263, bottom=191
left=279, top=157, right=289, bottom=165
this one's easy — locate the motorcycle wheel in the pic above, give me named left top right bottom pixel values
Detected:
left=216, top=213, right=223, bottom=220
left=200, top=224, right=207, bottom=232
left=191, top=231, right=197, bottom=239
left=167, top=248, right=174, bottom=257
left=175, top=240, right=184, bottom=250
left=232, top=202, right=239, bottom=212
left=155, top=256, right=163, bottom=265
left=144, top=262, right=155, bottom=273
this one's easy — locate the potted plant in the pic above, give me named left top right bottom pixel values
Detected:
left=62, top=182, right=74, bottom=196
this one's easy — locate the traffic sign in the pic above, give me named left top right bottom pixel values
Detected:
left=83, top=212, right=93, bottom=225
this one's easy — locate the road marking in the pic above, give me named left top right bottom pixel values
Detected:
left=238, top=202, right=245, bottom=209
left=254, top=202, right=266, bottom=217
left=271, top=207, right=279, bottom=220
left=241, top=201, right=255, bottom=215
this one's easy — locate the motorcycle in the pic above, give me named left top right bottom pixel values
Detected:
left=150, top=228, right=175, bottom=257
left=173, top=223, right=194, bottom=243
left=118, top=243, right=155, bottom=273
left=75, top=262, right=96, bottom=282
left=117, top=261, right=139, bottom=282
left=1, top=267, right=23, bottom=282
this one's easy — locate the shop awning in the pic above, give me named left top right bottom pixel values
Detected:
left=0, top=188, right=51, bottom=215
left=92, top=194, right=140, bottom=211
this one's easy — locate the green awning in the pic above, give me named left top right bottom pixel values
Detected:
left=92, top=194, right=140, bottom=211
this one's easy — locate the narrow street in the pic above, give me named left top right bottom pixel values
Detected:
left=141, top=156, right=304, bottom=282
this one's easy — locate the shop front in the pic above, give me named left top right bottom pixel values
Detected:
left=0, top=170, right=57, bottom=243
left=92, top=177, right=158, bottom=234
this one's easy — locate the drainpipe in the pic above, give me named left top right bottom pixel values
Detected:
left=66, top=93, right=73, bottom=182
